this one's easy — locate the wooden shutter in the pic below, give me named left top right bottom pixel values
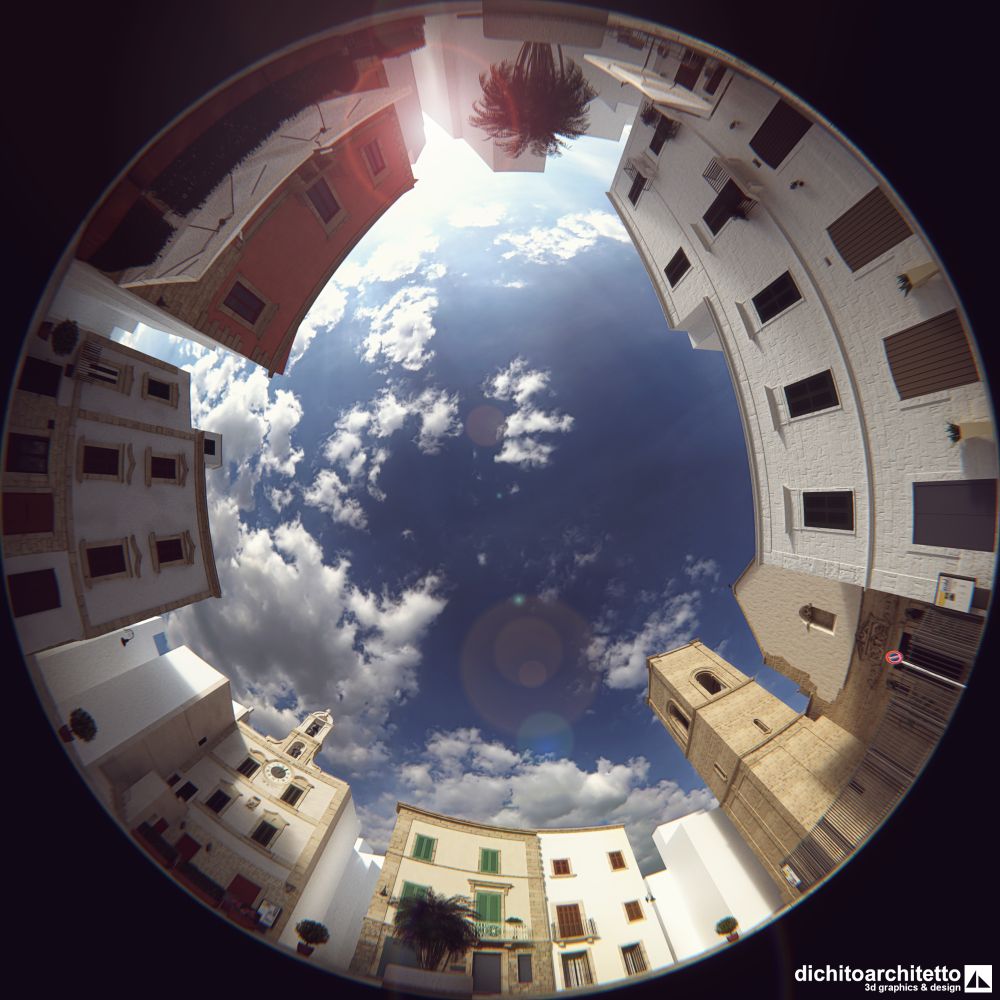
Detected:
left=2, top=492, right=54, bottom=534
left=413, top=834, right=435, bottom=860
left=83, top=446, right=120, bottom=476
left=226, top=873, right=262, bottom=906
left=749, top=100, right=812, bottom=168
left=883, top=310, right=978, bottom=400
left=156, top=537, right=184, bottom=563
left=7, top=568, right=60, bottom=617
left=827, top=187, right=912, bottom=272
left=673, top=49, right=705, bottom=90
left=624, top=900, right=643, bottom=921
left=480, top=848, right=499, bottom=874
left=913, top=480, right=997, bottom=551
left=518, top=955, right=533, bottom=983
left=557, top=903, right=584, bottom=938
left=476, top=891, right=502, bottom=923
left=608, top=850, right=626, bottom=870
left=552, top=858, right=571, bottom=876
left=18, top=357, right=63, bottom=397
left=400, top=881, right=428, bottom=901
left=175, top=781, right=198, bottom=801
left=5, top=433, right=49, bottom=474
left=664, top=248, right=690, bottom=287
left=472, top=954, right=502, bottom=995
left=223, top=282, right=265, bottom=324
left=87, top=544, right=127, bottom=577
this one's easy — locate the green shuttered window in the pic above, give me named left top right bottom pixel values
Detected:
left=400, top=881, right=428, bottom=901
left=412, top=833, right=436, bottom=861
left=479, top=848, right=500, bottom=874
left=475, top=890, right=502, bottom=923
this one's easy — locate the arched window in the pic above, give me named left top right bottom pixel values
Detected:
left=305, top=721, right=321, bottom=737
left=695, top=671, right=725, bottom=695
left=753, top=718, right=772, bottom=734
left=288, top=742, right=304, bottom=759
left=667, top=703, right=690, bottom=742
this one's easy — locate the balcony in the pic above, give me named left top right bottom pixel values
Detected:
left=550, top=917, right=599, bottom=944
left=474, top=920, right=535, bottom=945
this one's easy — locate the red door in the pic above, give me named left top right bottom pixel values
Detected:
left=175, top=834, right=201, bottom=862
left=2, top=492, right=54, bottom=534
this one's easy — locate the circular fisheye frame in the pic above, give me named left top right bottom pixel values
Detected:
left=7, top=1, right=990, bottom=996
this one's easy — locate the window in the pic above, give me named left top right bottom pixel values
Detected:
left=203, top=438, right=216, bottom=456
left=664, top=247, right=690, bottom=288
left=141, top=373, right=179, bottom=407
left=802, top=490, right=854, bottom=531
left=412, top=833, right=436, bottom=861
left=799, top=604, right=836, bottom=633
left=18, top=356, right=63, bottom=397
left=7, top=568, right=60, bottom=617
left=668, top=702, right=690, bottom=738
left=912, top=479, right=997, bottom=552
left=149, top=531, right=194, bottom=572
left=827, top=187, right=911, bottom=272
left=251, top=821, right=278, bottom=847
left=784, top=370, right=839, bottom=418
left=166, top=773, right=180, bottom=786
left=561, top=951, right=593, bottom=988
left=206, top=790, right=231, bottom=813
left=306, top=178, right=342, bottom=223
left=6, top=433, right=49, bottom=474
left=556, top=904, right=585, bottom=939
left=82, top=445, right=121, bottom=478
left=622, top=943, right=648, bottom=976
left=702, top=179, right=749, bottom=236
left=753, top=718, right=772, bottom=734
left=361, top=139, right=387, bottom=176
left=713, top=763, right=728, bottom=781
left=627, top=171, right=646, bottom=206
left=673, top=48, right=706, bottom=90
left=281, top=785, right=303, bottom=806
left=624, top=900, right=644, bottom=922
left=237, top=757, right=260, bottom=778
left=3, top=492, right=54, bottom=534
left=695, top=670, right=725, bottom=695
left=76, top=343, right=130, bottom=392
left=552, top=858, right=572, bottom=876
left=149, top=454, right=182, bottom=483
left=475, top=890, right=502, bottom=924
left=85, top=541, right=130, bottom=580
left=518, top=954, right=533, bottom=984
left=176, top=781, right=198, bottom=801
left=648, top=115, right=677, bottom=155
left=752, top=271, right=802, bottom=323
left=704, top=62, right=726, bottom=95
left=305, top=721, right=322, bottom=737
left=749, top=99, right=812, bottom=168
left=608, top=850, right=627, bottom=871
left=479, top=848, right=500, bottom=874
left=400, top=881, right=428, bottom=901
left=288, top=742, right=304, bottom=759
left=222, top=281, right=266, bottom=326
left=883, top=310, right=978, bottom=400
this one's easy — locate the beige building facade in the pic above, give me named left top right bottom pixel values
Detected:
left=3, top=323, right=221, bottom=654
left=351, top=805, right=556, bottom=995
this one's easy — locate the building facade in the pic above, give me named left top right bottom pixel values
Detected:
left=127, top=105, right=416, bottom=376
left=647, top=641, right=864, bottom=902
left=645, top=809, right=784, bottom=962
left=603, top=54, right=996, bottom=615
left=3, top=325, right=221, bottom=655
left=538, top=826, right=673, bottom=989
left=350, top=805, right=556, bottom=995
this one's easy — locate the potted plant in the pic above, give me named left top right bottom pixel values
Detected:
left=896, top=262, right=939, bottom=296
left=295, top=919, right=330, bottom=956
left=51, top=320, right=80, bottom=357
left=640, top=102, right=660, bottom=128
left=947, top=420, right=992, bottom=444
left=60, top=708, right=98, bottom=743
left=715, top=915, right=739, bottom=942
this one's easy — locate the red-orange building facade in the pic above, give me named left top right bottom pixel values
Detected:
left=130, top=105, right=415, bottom=376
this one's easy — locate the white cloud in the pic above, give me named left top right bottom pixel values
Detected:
left=587, top=589, right=701, bottom=689
left=477, top=552, right=488, bottom=567
left=359, top=727, right=714, bottom=873
left=165, top=506, right=447, bottom=776
left=336, top=231, right=440, bottom=288
left=448, top=203, right=507, bottom=228
left=289, top=281, right=348, bottom=369
left=266, top=485, right=295, bottom=513
left=484, top=358, right=574, bottom=469
left=494, top=210, right=629, bottom=265
left=359, top=285, right=438, bottom=371
left=684, top=554, right=721, bottom=584
left=302, top=469, right=368, bottom=530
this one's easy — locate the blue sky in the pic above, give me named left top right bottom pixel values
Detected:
left=116, top=115, right=805, bottom=873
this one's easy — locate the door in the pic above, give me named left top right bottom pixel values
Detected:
left=472, top=952, right=502, bottom=994
left=377, top=937, right=420, bottom=979
left=175, top=834, right=201, bottom=862
left=913, top=479, right=997, bottom=551
left=2, top=492, right=54, bottom=534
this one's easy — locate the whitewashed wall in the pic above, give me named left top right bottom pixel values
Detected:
left=610, top=70, right=996, bottom=604
left=539, top=827, right=674, bottom=988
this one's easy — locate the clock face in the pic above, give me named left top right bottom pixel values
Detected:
left=266, top=763, right=290, bottom=783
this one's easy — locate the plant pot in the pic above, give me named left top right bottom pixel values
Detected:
left=726, top=931, right=740, bottom=942
left=901, top=261, right=939, bottom=292
left=59, top=725, right=74, bottom=742
left=958, top=421, right=993, bottom=442
left=297, top=943, right=315, bottom=956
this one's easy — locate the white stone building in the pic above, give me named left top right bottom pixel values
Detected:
left=539, top=825, right=674, bottom=989
left=4, top=322, right=222, bottom=655
left=602, top=54, right=996, bottom=619
left=644, top=809, right=784, bottom=963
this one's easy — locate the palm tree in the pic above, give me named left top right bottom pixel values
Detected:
left=469, top=42, right=597, bottom=158
left=392, top=889, right=481, bottom=971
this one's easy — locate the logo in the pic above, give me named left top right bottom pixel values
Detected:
left=884, top=649, right=904, bottom=665
left=965, top=966, right=992, bottom=993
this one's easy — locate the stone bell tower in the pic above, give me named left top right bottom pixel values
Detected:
left=273, top=709, right=333, bottom=767
left=647, top=641, right=863, bottom=900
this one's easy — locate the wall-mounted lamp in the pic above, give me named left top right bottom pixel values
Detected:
left=380, top=887, right=389, bottom=897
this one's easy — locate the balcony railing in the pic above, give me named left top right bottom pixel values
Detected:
left=474, top=920, right=534, bottom=944
left=551, top=917, right=599, bottom=943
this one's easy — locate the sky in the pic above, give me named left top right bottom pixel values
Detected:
left=114, top=114, right=807, bottom=875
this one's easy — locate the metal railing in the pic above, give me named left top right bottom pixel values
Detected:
left=550, top=917, right=598, bottom=942
left=474, top=920, right=534, bottom=943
